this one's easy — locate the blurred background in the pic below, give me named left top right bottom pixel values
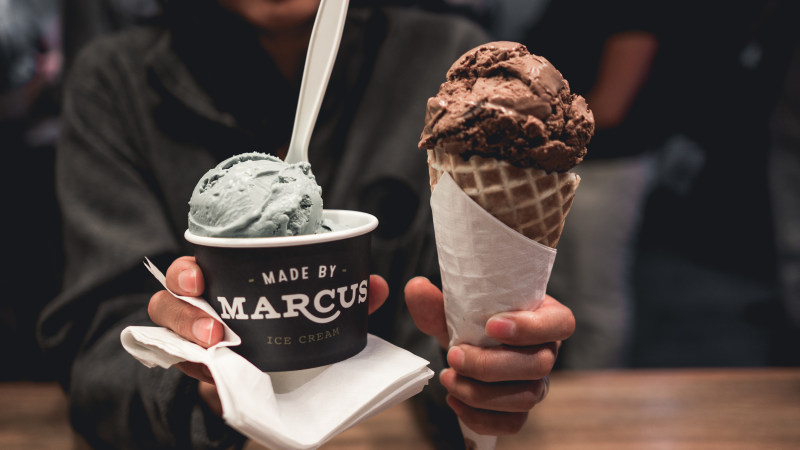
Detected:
left=1, top=0, right=798, bottom=383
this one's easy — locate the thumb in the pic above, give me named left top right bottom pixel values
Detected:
left=404, top=277, right=449, bottom=348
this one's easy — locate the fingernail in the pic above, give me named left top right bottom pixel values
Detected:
left=178, top=269, right=197, bottom=293
left=487, top=314, right=516, bottom=339
left=438, top=368, right=451, bottom=381
left=438, top=368, right=453, bottom=390
left=447, top=346, right=465, bottom=369
left=192, top=317, right=215, bottom=346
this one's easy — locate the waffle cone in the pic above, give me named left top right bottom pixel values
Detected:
left=427, top=149, right=579, bottom=248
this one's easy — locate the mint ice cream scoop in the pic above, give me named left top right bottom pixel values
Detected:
left=188, top=152, right=323, bottom=237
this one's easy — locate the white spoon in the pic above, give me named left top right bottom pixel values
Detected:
left=284, top=0, right=350, bottom=164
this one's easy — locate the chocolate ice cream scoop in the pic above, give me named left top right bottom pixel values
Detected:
left=419, top=41, right=594, bottom=172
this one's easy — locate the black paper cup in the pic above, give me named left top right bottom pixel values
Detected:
left=185, top=210, right=378, bottom=372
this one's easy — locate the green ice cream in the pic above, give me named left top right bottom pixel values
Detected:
left=188, top=152, right=324, bottom=237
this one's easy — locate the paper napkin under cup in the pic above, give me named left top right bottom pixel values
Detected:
left=121, top=260, right=433, bottom=450
left=430, top=172, right=556, bottom=450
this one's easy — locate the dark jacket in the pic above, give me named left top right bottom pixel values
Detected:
left=39, top=6, right=486, bottom=448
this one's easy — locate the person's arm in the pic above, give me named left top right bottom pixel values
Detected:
left=36, top=39, right=244, bottom=449
left=587, top=31, right=658, bottom=129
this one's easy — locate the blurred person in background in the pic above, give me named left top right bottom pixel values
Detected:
left=0, top=0, right=62, bottom=380
left=628, top=0, right=800, bottom=367
left=767, top=39, right=800, bottom=361
left=526, top=0, right=800, bottom=368
left=519, top=0, right=659, bottom=369
left=37, top=0, right=575, bottom=448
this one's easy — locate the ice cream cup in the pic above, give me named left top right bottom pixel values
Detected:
left=185, top=209, right=378, bottom=372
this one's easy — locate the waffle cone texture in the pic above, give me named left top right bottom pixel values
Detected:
left=427, top=149, right=579, bottom=248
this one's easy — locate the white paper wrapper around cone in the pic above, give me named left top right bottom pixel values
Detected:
left=430, top=173, right=556, bottom=347
left=429, top=173, right=557, bottom=449
left=120, top=259, right=434, bottom=450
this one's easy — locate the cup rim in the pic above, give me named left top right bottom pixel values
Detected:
left=184, top=209, right=378, bottom=248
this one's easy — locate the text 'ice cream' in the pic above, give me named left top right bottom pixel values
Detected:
left=188, top=152, right=324, bottom=237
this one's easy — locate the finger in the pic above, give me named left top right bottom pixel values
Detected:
left=368, top=275, right=389, bottom=315
left=404, top=277, right=448, bottom=348
left=149, top=290, right=224, bottom=347
left=175, top=361, right=215, bottom=385
left=485, top=295, right=575, bottom=346
left=445, top=395, right=529, bottom=436
left=439, top=368, right=547, bottom=412
left=447, top=342, right=558, bottom=382
left=165, top=256, right=205, bottom=297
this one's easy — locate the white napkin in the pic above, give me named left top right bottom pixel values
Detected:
left=429, top=172, right=557, bottom=450
left=121, top=260, right=433, bottom=450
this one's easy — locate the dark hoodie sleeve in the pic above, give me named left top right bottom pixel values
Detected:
left=37, top=36, right=244, bottom=449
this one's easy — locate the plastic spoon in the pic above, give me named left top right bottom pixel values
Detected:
left=284, top=0, right=350, bottom=164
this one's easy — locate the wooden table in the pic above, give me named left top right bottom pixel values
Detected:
left=2, top=368, right=799, bottom=449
